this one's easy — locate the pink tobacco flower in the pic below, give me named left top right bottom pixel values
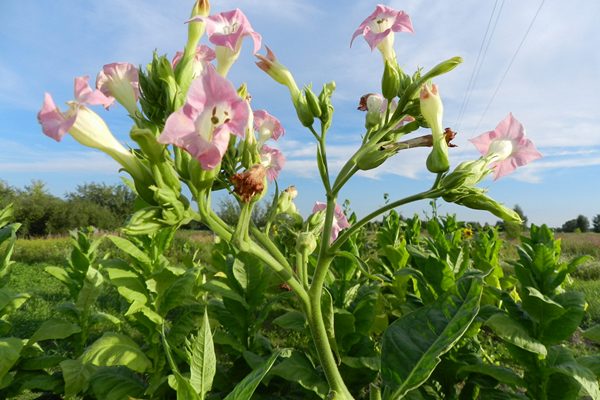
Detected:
left=96, top=63, right=140, bottom=115
left=469, top=113, right=542, bottom=180
left=158, top=65, right=249, bottom=170
left=38, top=76, right=112, bottom=141
left=172, top=45, right=216, bottom=78
left=194, top=9, right=262, bottom=54
left=254, top=110, right=284, bottom=144
left=312, top=202, right=351, bottom=242
left=260, top=145, right=285, bottom=181
left=190, top=9, right=261, bottom=76
left=351, top=4, right=414, bottom=61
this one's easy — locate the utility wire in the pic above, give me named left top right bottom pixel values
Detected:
left=455, top=0, right=503, bottom=131
left=475, top=0, right=546, bottom=131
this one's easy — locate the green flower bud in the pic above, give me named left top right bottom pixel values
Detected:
left=382, top=61, right=400, bottom=100
left=356, top=142, right=395, bottom=171
left=420, top=83, right=449, bottom=173
left=304, top=87, right=322, bottom=118
left=443, top=187, right=522, bottom=224
left=296, top=231, right=317, bottom=255
left=420, top=56, right=463, bottom=82
left=292, top=93, right=314, bottom=127
left=186, top=0, right=209, bottom=52
left=307, top=209, right=326, bottom=233
left=130, top=127, right=164, bottom=163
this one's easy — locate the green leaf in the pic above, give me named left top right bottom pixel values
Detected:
left=108, top=235, right=152, bottom=266
left=188, top=310, right=216, bottom=399
left=28, top=319, right=81, bottom=344
left=582, top=324, right=600, bottom=344
left=44, top=266, right=76, bottom=290
left=381, top=276, right=483, bottom=399
left=270, top=350, right=328, bottom=398
left=76, top=267, right=104, bottom=311
left=105, top=266, right=149, bottom=305
left=540, top=291, right=586, bottom=344
left=232, top=258, right=248, bottom=291
left=578, top=355, right=600, bottom=377
left=20, top=355, right=65, bottom=370
left=60, top=358, right=95, bottom=399
left=522, top=286, right=565, bottom=323
left=0, top=337, right=24, bottom=381
left=458, top=364, right=524, bottom=387
left=82, top=333, right=152, bottom=373
left=0, top=288, right=29, bottom=317
left=223, top=349, right=290, bottom=400
left=203, top=280, right=248, bottom=307
left=485, top=313, right=547, bottom=356
left=159, top=270, right=197, bottom=314
left=273, top=310, right=306, bottom=331
left=548, top=347, right=600, bottom=400
left=90, top=366, right=146, bottom=400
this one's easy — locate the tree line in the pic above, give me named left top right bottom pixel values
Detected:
left=0, top=180, right=135, bottom=236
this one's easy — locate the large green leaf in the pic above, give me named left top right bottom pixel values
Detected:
left=223, top=349, right=290, bottom=400
left=0, top=337, right=24, bottom=381
left=457, top=364, right=524, bottom=387
left=81, top=333, right=151, bottom=373
left=60, top=358, right=95, bottom=399
left=273, top=310, right=306, bottom=331
left=521, top=286, right=564, bottom=323
left=108, top=235, right=152, bottom=267
left=381, top=276, right=483, bottom=399
left=485, top=313, right=547, bottom=356
left=582, top=325, right=600, bottom=344
left=187, top=310, right=216, bottom=399
left=76, top=267, right=104, bottom=311
left=0, top=288, right=29, bottom=318
left=547, top=346, right=600, bottom=400
left=270, top=350, right=329, bottom=398
left=28, top=319, right=81, bottom=344
left=540, top=291, right=586, bottom=344
left=90, top=366, right=146, bottom=400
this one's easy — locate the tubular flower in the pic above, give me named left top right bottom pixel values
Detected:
left=254, top=109, right=284, bottom=144
left=37, top=82, right=142, bottom=178
left=158, top=65, right=249, bottom=170
left=469, top=113, right=542, bottom=180
left=312, top=202, right=351, bottom=243
left=420, top=83, right=449, bottom=173
left=96, top=63, right=140, bottom=115
left=255, top=47, right=300, bottom=96
left=190, top=9, right=261, bottom=76
left=172, top=45, right=216, bottom=78
left=351, top=4, right=414, bottom=62
left=259, top=145, right=285, bottom=181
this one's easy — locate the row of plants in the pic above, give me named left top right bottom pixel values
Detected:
left=2, top=203, right=599, bottom=399
left=4, top=0, right=597, bottom=398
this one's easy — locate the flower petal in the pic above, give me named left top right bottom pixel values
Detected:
left=37, top=93, right=75, bottom=141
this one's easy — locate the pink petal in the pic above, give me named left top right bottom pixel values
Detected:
left=254, top=109, right=285, bottom=141
left=495, top=113, right=524, bottom=141
left=96, top=62, right=140, bottom=102
left=351, top=4, right=413, bottom=48
left=201, top=9, right=262, bottom=54
left=37, top=93, right=76, bottom=141
left=311, top=201, right=350, bottom=242
left=469, top=131, right=495, bottom=155
left=74, top=76, right=113, bottom=108
left=260, top=145, right=285, bottom=181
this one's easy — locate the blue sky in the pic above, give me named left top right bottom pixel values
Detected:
left=1, top=0, right=599, bottom=227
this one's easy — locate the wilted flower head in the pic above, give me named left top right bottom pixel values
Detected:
left=351, top=4, right=414, bottom=62
left=96, top=63, right=139, bottom=115
left=231, top=164, right=267, bottom=202
left=158, top=65, right=248, bottom=170
left=260, top=145, right=285, bottom=181
left=469, top=113, right=542, bottom=180
left=172, top=45, right=216, bottom=78
left=254, top=109, right=284, bottom=144
left=312, top=202, right=351, bottom=242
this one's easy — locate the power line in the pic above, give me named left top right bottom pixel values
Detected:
left=455, top=0, right=504, bottom=131
left=475, top=0, right=546, bottom=131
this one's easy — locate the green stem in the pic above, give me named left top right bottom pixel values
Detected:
left=330, top=188, right=444, bottom=253
left=251, top=226, right=293, bottom=272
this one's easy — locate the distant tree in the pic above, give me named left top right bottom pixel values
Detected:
left=562, top=215, right=590, bottom=233
left=216, top=197, right=269, bottom=228
left=13, top=180, right=63, bottom=236
left=66, top=183, right=135, bottom=222
left=0, top=181, right=16, bottom=206
left=593, top=214, right=600, bottom=233
left=576, top=215, right=590, bottom=232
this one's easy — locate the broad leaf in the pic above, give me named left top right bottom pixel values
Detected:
left=82, top=333, right=151, bottom=373
left=270, top=350, right=329, bottom=398
left=60, top=358, right=95, bottom=399
left=223, top=349, right=290, bottom=400
left=458, top=364, right=524, bottom=387
left=485, top=313, right=547, bottom=356
left=188, top=310, right=216, bottom=399
left=0, top=337, right=24, bottom=381
left=90, top=366, right=146, bottom=400
left=582, top=324, right=600, bottom=344
left=547, top=346, right=600, bottom=400
left=108, top=235, right=152, bottom=267
left=381, top=276, right=483, bottom=399
left=273, top=310, right=306, bottom=331
left=28, top=319, right=81, bottom=344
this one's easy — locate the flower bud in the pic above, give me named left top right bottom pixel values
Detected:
left=304, top=87, right=322, bottom=118
left=421, top=56, right=463, bottom=82
left=256, top=47, right=300, bottom=97
left=307, top=209, right=326, bottom=234
left=276, top=185, right=298, bottom=215
left=186, top=0, right=210, bottom=51
left=445, top=188, right=522, bottom=225
left=292, top=93, right=314, bottom=127
left=296, top=232, right=317, bottom=255
left=130, top=127, right=165, bottom=163
left=382, top=61, right=400, bottom=100
left=420, top=83, right=449, bottom=173
left=356, top=143, right=395, bottom=171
